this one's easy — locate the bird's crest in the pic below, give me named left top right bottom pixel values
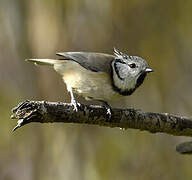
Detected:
left=114, top=47, right=138, bottom=60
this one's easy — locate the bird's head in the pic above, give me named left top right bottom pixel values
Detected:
left=111, top=48, right=153, bottom=95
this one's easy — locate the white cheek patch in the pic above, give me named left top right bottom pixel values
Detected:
left=114, top=62, right=130, bottom=80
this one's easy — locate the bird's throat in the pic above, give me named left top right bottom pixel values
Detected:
left=112, top=72, right=147, bottom=96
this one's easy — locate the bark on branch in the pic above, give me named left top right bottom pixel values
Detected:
left=11, top=100, right=192, bottom=154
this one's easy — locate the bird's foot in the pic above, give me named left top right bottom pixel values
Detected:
left=102, top=102, right=112, bottom=121
left=71, top=99, right=80, bottom=112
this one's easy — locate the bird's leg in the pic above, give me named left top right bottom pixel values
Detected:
left=66, top=84, right=80, bottom=111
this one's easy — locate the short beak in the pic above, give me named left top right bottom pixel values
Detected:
left=145, top=68, right=154, bottom=73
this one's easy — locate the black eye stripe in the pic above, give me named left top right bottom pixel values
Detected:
left=115, top=59, right=126, bottom=64
left=114, top=62, right=124, bottom=80
left=113, top=59, right=130, bottom=80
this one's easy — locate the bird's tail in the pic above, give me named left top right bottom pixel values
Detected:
left=25, top=59, right=62, bottom=66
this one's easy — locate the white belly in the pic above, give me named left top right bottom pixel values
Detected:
left=54, top=61, right=121, bottom=101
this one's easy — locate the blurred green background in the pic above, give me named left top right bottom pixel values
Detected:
left=1, top=0, right=192, bottom=179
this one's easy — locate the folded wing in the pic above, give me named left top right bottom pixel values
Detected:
left=56, top=52, right=115, bottom=74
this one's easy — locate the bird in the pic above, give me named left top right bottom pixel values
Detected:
left=26, top=48, right=153, bottom=115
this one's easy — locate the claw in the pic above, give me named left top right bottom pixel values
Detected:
left=71, top=99, right=80, bottom=111
left=106, top=107, right=112, bottom=116
left=102, top=102, right=112, bottom=120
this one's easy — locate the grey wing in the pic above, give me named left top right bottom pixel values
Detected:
left=56, top=52, right=115, bottom=73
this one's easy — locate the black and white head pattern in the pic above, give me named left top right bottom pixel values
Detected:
left=111, top=48, right=152, bottom=96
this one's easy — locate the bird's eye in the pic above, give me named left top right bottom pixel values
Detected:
left=129, top=63, right=136, bottom=68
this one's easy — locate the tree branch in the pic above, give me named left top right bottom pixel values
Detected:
left=11, top=100, right=192, bottom=135
left=11, top=100, right=192, bottom=154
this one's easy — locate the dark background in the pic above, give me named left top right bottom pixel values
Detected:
left=1, top=0, right=192, bottom=179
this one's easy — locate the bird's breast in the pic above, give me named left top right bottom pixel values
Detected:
left=54, top=61, right=121, bottom=101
